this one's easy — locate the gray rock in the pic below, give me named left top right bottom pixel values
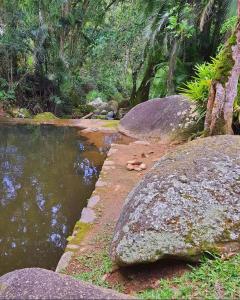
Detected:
left=118, top=95, right=196, bottom=140
left=87, top=195, right=101, bottom=208
left=89, top=98, right=105, bottom=109
left=93, top=109, right=101, bottom=115
left=117, top=108, right=130, bottom=120
left=90, top=99, right=108, bottom=116
left=111, top=136, right=240, bottom=266
left=80, top=207, right=96, bottom=224
left=107, top=111, right=115, bottom=118
left=90, top=99, right=118, bottom=118
left=107, top=100, right=119, bottom=114
left=0, top=268, right=133, bottom=299
left=55, top=251, right=73, bottom=273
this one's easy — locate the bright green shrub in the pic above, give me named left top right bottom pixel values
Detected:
left=180, top=36, right=240, bottom=125
left=180, top=62, right=215, bottom=122
left=86, top=90, right=107, bottom=102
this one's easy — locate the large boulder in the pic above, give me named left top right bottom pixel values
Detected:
left=0, top=268, right=132, bottom=299
left=111, top=136, right=240, bottom=266
left=119, top=95, right=196, bottom=140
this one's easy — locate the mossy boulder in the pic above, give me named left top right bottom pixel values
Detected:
left=34, top=112, right=58, bottom=121
left=111, top=136, right=240, bottom=266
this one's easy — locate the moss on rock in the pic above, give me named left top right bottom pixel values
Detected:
left=34, top=112, right=58, bottom=121
left=103, top=120, right=119, bottom=128
left=66, top=222, right=92, bottom=251
left=214, top=33, right=237, bottom=86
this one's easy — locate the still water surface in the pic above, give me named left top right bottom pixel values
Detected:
left=0, top=124, right=105, bottom=275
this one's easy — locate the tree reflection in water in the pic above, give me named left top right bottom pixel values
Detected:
left=0, top=124, right=105, bottom=275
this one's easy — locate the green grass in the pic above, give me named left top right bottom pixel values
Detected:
left=139, top=254, right=240, bottom=299
left=73, top=228, right=122, bottom=290
left=74, top=251, right=119, bottom=289
left=102, top=120, right=119, bottom=128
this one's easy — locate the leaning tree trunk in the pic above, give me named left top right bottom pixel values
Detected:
left=134, top=62, right=155, bottom=104
left=205, top=15, right=240, bottom=135
left=133, top=55, right=159, bottom=104
left=166, top=39, right=179, bottom=95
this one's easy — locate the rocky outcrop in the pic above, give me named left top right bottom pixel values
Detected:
left=0, top=268, right=133, bottom=299
left=118, top=95, right=196, bottom=140
left=89, top=98, right=107, bottom=110
left=111, top=136, right=240, bottom=266
left=89, top=99, right=119, bottom=120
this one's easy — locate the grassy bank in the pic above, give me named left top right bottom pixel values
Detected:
left=72, top=251, right=240, bottom=299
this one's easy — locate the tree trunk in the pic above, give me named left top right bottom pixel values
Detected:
left=166, top=39, right=179, bottom=95
left=129, top=70, right=138, bottom=104
left=132, top=55, right=159, bottom=104
left=134, top=62, right=155, bottom=103
left=204, top=20, right=240, bottom=135
left=129, top=60, right=144, bottom=104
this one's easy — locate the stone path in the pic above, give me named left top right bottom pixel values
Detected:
left=58, top=138, right=183, bottom=293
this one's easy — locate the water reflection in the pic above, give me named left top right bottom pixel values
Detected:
left=0, top=124, right=105, bottom=275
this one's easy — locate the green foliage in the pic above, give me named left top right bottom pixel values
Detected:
left=50, top=95, right=63, bottom=106
left=0, top=89, right=16, bottom=103
left=86, top=90, right=107, bottom=102
left=139, top=254, right=240, bottom=299
left=180, top=33, right=239, bottom=124
left=0, top=78, right=16, bottom=106
left=167, top=4, right=194, bottom=39
left=78, top=104, right=94, bottom=114
left=180, top=63, right=215, bottom=121
left=0, top=0, right=237, bottom=115
left=74, top=252, right=113, bottom=289
left=221, top=16, right=238, bottom=34
left=213, top=35, right=236, bottom=85
left=72, top=104, right=94, bottom=118
left=150, top=66, right=168, bottom=98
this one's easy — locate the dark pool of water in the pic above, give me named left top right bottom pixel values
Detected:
left=0, top=124, right=106, bottom=276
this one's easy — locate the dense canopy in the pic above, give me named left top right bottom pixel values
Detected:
left=0, top=0, right=238, bottom=128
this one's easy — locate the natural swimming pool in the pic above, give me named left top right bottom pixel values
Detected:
left=0, top=124, right=106, bottom=276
